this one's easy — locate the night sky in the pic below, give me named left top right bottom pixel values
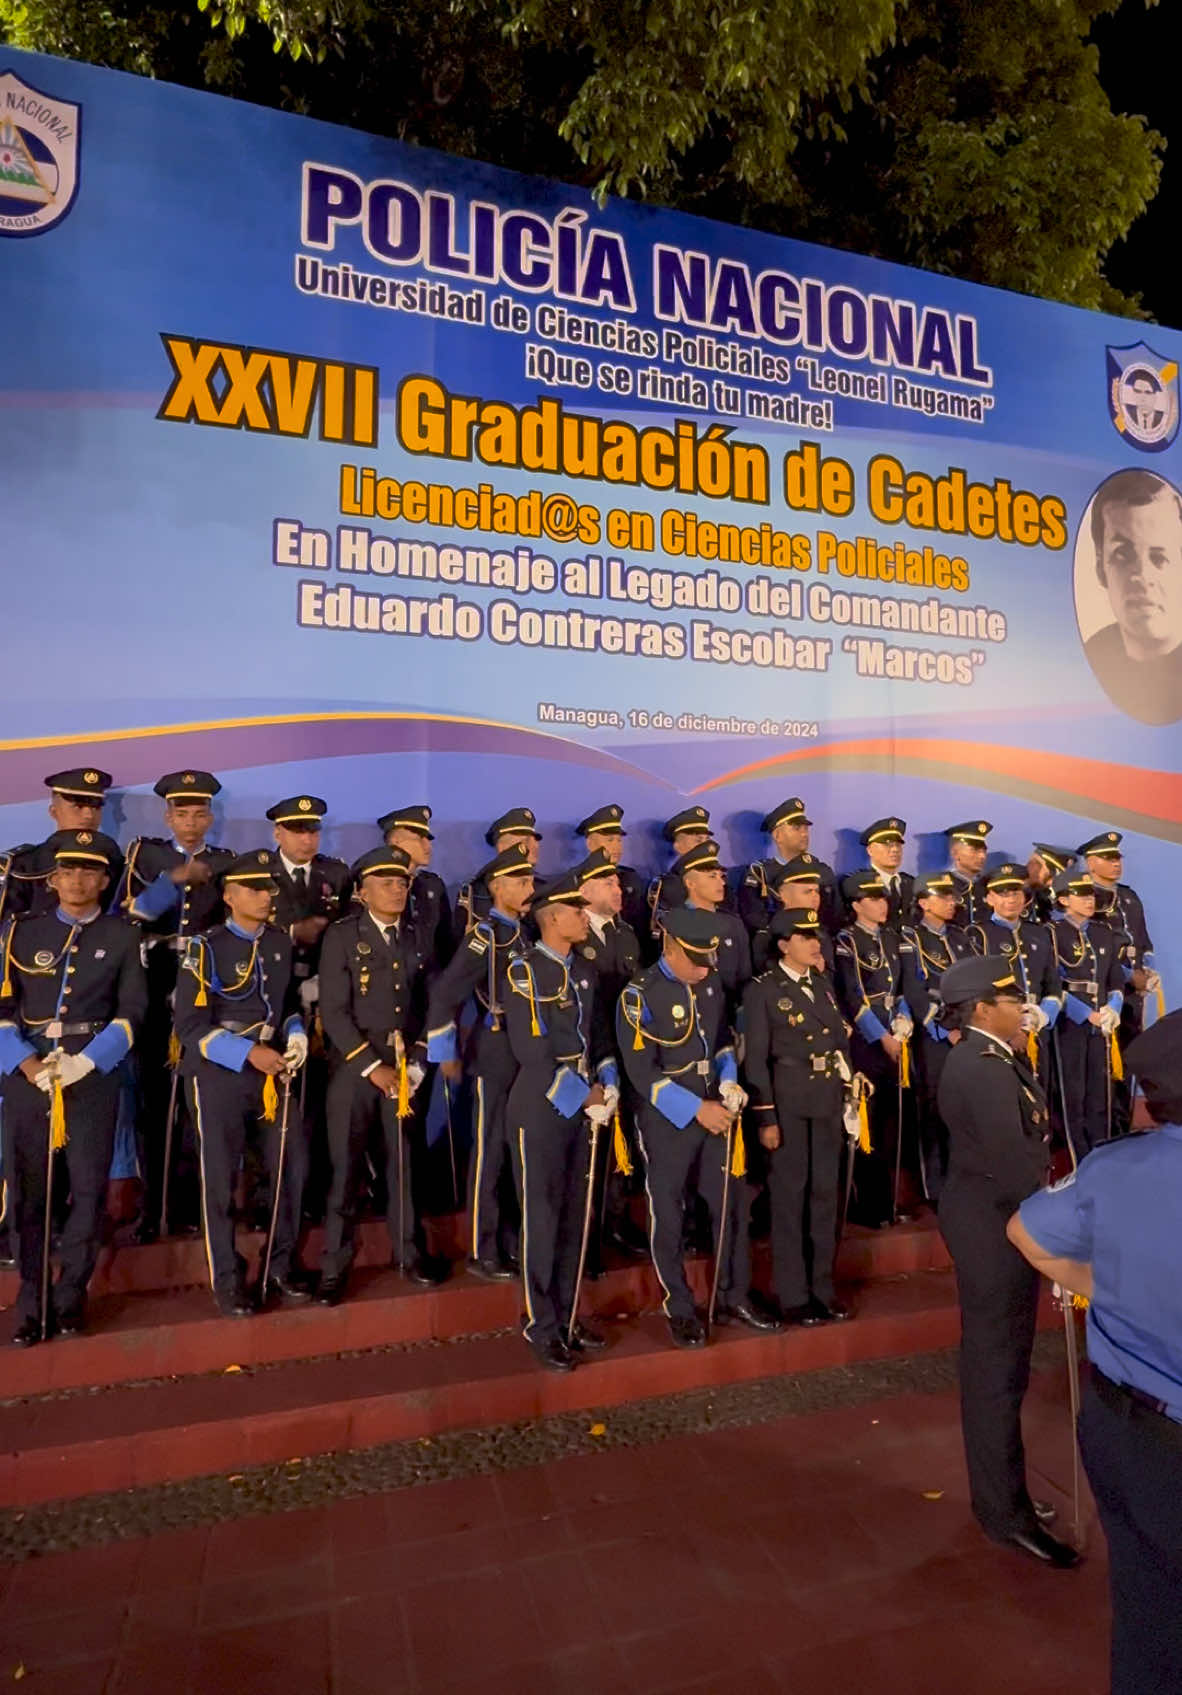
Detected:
left=1094, top=0, right=1179, bottom=328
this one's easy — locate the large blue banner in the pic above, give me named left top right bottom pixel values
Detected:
left=3, top=46, right=1180, bottom=982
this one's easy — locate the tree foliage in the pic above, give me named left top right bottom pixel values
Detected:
left=1, top=0, right=1163, bottom=315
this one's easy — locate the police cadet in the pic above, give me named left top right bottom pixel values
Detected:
left=317, top=846, right=444, bottom=1305
left=175, top=851, right=308, bottom=1317
left=969, top=863, right=1062, bottom=1079
left=455, top=808, right=541, bottom=932
left=1025, top=843, right=1077, bottom=925
left=944, top=819, right=992, bottom=927
left=0, top=830, right=146, bottom=1344
left=2, top=770, right=123, bottom=918
left=378, top=804, right=456, bottom=973
left=504, top=869, right=618, bottom=1371
left=934, top=956, right=1077, bottom=1567
left=834, top=870, right=914, bottom=1228
left=574, top=804, right=649, bottom=945
left=1080, top=830, right=1159, bottom=1132
left=426, top=842, right=534, bottom=1278
left=669, top=838, right=752, bottom=1025
left=1048, top=867, right=1124, bottom=1158
left=1010, top=1012, right=1182, bottom=1690
left=860, top=817, right=912, bottom=930
left=752, top=855, right=835, bottom=975
left=743, top=908, right=853, bottom=1326
left=901, top=871, right=973, bottom=1197
left=617, top=907, right=747, bottom=1349
left=738, top=797, right=841, bottom=937
left=118, top=770, right=234, bottom=1240
left=649, top=805, right=714, bottom=934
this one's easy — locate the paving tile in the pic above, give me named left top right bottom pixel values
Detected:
left=430, top=1641, right=633, bottom=1695
left=518, top=1546, right=598, bottom=1653
left=205, top=1503, right=330, bottom=1574
left=0, top=1538, right=143, bottom=1620
left=0, top=1656, right=113, bottom=1694
left=405, top=1567, right=540, bottom=1683
left=384, top=1472, right=501, bottom=1544
left=198, top=1560, right=328, bottom=1632
left=188, top=1610, right=332, bottom=1695
left=0, top=1602, right=126, bottom=1670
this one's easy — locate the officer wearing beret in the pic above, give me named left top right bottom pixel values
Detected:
left=504, top=871, right=618, bottom=1371
left=944, top=820, right=993, bottom=928
left=648, top=806, right=715, bottom=936
left=617, top=907, right=748, bottom=1349
left=752, top=855, right=835, bottom=975
left=1025, top=844, right=1077, bottom=925
left=901, top=871, right=974, bottom=1196
left=935, top=956, right=1076, bottom=1566
left=175, top=852, right=309, bottom=1317
left=738, top=797, right=841, bottom=938
left=118, top=771, right=235, bottom=1240
left=574, top=805, right=649, bottom=946
left=860, top=818, right=913, bottom=931
left=378, top=805, right=456, bottom=975
left=1080, top=830, right=1158, bottom=1135
left=668, top=839, right=752, bottom=1027
left=1048, top=868, right=1124, bottom=1156
left=968, top=864, right=1061, bottom=1093
left=1011, top=1012, right=1182, bottom=1685
left=426, top=843, right=534, bottom=1278
left=2, top=770, right=123, bottom=920
left=743, top=908, right=853, bottom=1325
left=0, top=830, right=146, bottom=1342
left=834, top=871, right=914, bottom=1227
left=317, top=847, right=444, bottom=1304
left=455, top=809, right=541, bottom=933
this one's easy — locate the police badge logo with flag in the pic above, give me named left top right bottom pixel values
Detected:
left=1107, top=342, right=1180, bottom=453
left=0, top=70, right=81, bottom=237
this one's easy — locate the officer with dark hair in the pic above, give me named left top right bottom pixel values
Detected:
left=1079, top=829, right=1158, bottom=1135
left=1011, top=1011, right=1182, bottom=1690
left=455, top=808, right=541, bottom=933
left=752, top=855, right=835, bottom=974
left=738, top=797, right=841, bottom=937
left=574, top=805, right=649, bottom=946
left=378, top=805, right=456, bottom=975
left=1025, top=844, right=1077, bottom=925
left=901, top=870, right=973, bottom=1197
left=944, top=820, right=993, bottom=928
left=1048, top=868, right=1124, bottom=1157
left=2, top=769, right=122, bottom=919
left=860, top=817, right=912, bottom=930
left=969, top=862, right=1062, bottom=1095
left=936, top=955, right=1077, bottom=1568
left=649, top=806, right=714, bottom=935
left=668, top=838, right=751, bottom=1026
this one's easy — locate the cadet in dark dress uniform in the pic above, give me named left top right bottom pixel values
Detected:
left=648, top=806, right=714, bottom=936
left=2, top=769, right=123, bottom=919
left=935, top=956, right=1077, bottom=1566
left=738, top=797, right=841, bottom=938
left=617, top=907, right=747, bottom=1349
left=504, top=869, right=618, bottom=1371
left=378, top=805, right=456, bottom=974
left=175, top=852, right=308, bottom=1317
left=944, top=819, right=993, bottom=928
left=901, top=871, right=973, bottom=1197
left=1013, top=1012, right=1182, bottom=1685
left=1080, top=830, right=1159, bottom=1134
left=743, top=908, right=853, bottom=1325
left=455, top=808, right=541, bottom=933
left=834, top=871, right=914, bottom=1227
left=1025, top=844, right=1077, bottom=925
left=669, top=839, right=752, bottom=1027
left=751, top=856, right=836, bottom=975
left=574, top=804, right=649, bottom=948
left=860, top=818, right=913, bottom=931
left=426, top=843, right=534, bottom=1278
left=118, top=770, right=234, bottom=1239
left=317, top=846, right=444, bottom=1303
left=0, top=830, right=146, bottom=1342
left=1048, top=868, right=1124, bottom=1158
left=968, top=863, right=1062, bottom=1095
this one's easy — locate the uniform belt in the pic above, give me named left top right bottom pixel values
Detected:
left=1064, top=979, right=1098, bottom=995
left=219, top=1020, right=274, bottom=1040
left=31, top=1021, right=102, bottom=1044
left=1092, top=1366, right=1182, bottom=1435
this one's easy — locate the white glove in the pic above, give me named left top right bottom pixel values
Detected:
left=834, top=1051, right=852, bottom=1084
left=1097, top=1006, right=1120, bottom=1036
left=55, top=1051, right=96, bottom=1090
left=585, top=1102, right=612, bottom=1126
left=890, top=1015, right=913, bottom=1042
left=720, top=1080, right=747, bottom=1115
left=407, top=1061, right=426, bottom=1095
left=1145, top=970, right=1162, bottom=994
left=34, top=1062, right=57, bottom=1095
left=1021, top=1001, right=1048, bottom=1033
left=299, top=976, right=319, bottom=1010
left=843, top=1103, right=861, bottom=1139
left=283, top=1031, right=309, bottom=1070
left=602, top=1083, right=620, bottom=1116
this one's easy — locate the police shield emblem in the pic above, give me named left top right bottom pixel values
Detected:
left=0, top=71, right=81, bottom=238
left=1107, top=342, right=1180, bottom=452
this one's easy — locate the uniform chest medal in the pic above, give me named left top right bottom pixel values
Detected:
left=672, top=1005, right=686, bottom=1020
left=33, top=950, right=55, bottom=969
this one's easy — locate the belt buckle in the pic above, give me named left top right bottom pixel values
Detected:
left=812, top=1055, right=828, bottom=1073
left=696, top=1059, right=710, bottom=1077
left=260, top=1024, right=274, bottom=1043
left=45, top=1020, right=62, bottom=1039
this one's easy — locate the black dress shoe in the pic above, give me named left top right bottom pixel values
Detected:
left=317, top=1276, right=348, bottom=1307
left=809, top=1296, right=851, bottom=1324
left=468, top=1256, right=514, bottom=1282
left=133, top=1217, right=160, bottom=1246
left=55, top=1304, right=86, bottom=1337
left=502, top=1254, right=521, bottom=1276
left=715, top=1300, right=782, bottom=1333
left=568, top=1320, right=608, bottom=1351
left=669, top=1315, right=707, bottom=1348
left=260, top=1273, right=313, bottom=1306
left=1033, top=1499, right=1057, bottom=1525
left=12, top=1316, right=45, bottom=1347
left=402, top=1254, right=449, bottom=1286
left=530, top=1336, right=575, bottom=1373
left=605, top=1223, right=650, bottom=1259
left=997, top=1526, right=1080, bottom=1568
left=214, top=1286, right=256, bottom=1319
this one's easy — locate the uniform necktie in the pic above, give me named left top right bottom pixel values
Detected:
left=293, top=866, right=307, bottom=892
left=799, top=974, right=814, bottom=1001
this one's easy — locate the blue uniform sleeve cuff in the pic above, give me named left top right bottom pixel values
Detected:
left=282, top=1014, right=304, bottom=1041
left=546, top=1065, right=590, bottom=1118
left=932, top=1023, right=949, bottom=1043
left=81, top=1018, right=134, bottom=1075
left=597, top=1058, right=619, bottom=1090
left=1039, top=996, right=1061, bottom=1028
left=715, top=1046, right=738, bottom=1085
left=856, top=1008, right=888, bottom=1042
left=1107, top=991, right=1123, bottom=1015
left=1018, top=1177, right=1092, bottom=1262
left=650, top=1076, right=701, bottom=1129
left=426, top=1024, right=458, bottom=1064
left=0, top=1022, right=36, bottom=1075
left=1064, top=994, right=1091, bottom=1025
left=129, top=871, right=180, bottom=921
left=1144, top=952, right=1156, bottom=970
left=198, top=1028, right=254, bottom=1071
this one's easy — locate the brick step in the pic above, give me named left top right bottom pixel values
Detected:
left=0, top=1267, right=1017, bottom=1508
left=0, top=1206, right=950, bottom=1305
left=1, top=1217, right=953, bottom=1396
